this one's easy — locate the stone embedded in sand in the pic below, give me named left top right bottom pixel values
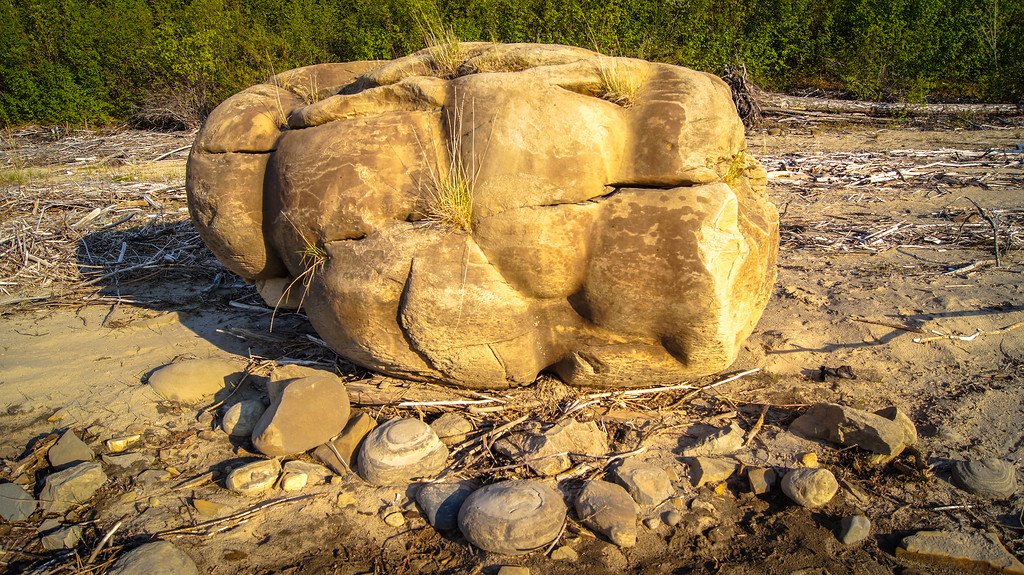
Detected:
left=521, top=419, right=609, bottom=476
left=550, top=546, right=579, bottom=562
left=689, top=457, right=737, bottom=488
left=781, top=468, right=839, bottom=508
left=496, top=567, right=531, bottom=575
left=747, top=467, right=777, bottom=495
left=790, top=403, right=913, bottom=456
left=416, top=481, right=477, bottom=531
left=314, top=412, right=378, bottom=474
left=107, top=541, right=199, bottom=575
left=838, top=515, right=871, bottom=545
left=952, top=458, right=1018, bottom=499
left=430, top=413, right=474, bottom=447
left=186, top=43, right=779, bottom=390
left=0, top=482, right=36, bottom=521
left=875, top=406, right=918, bottom=446
left=147, top=359, right=244, bottom=404
left=221, top=399, right=267, bottom=437
left=256, top=277, right=305, bottom=310
left=48, top=430, right=95, bottom=469
left=252, top=374, right=351, bottom=457
left=681, top=423, right=746, bottom=457
left=574, top=480, right=639, bottom=547
left=39, top=461, right=107, bottom=514
left=610, top=459, right=676, bottom=505
left=357, top=418, right=448, bottom=486
left=458, top=480, right=567, bottom=555
left=898, top=531, right=1024, bottom=574
left=226, top=459, right=281, bottom=495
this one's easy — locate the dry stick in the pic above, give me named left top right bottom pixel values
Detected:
left=850, top=315, right=926, bottom=334
left=913, top=318, right=1024, bottom=344
left=744, top=405, right=769, bottom=447
left=155, top=494, right=313, bottom=537
left=963, top=197, right=1001, bottom=267
left=85, top=519, right=122, bottom=565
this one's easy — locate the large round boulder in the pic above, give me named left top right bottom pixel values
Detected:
left=187, top=43, right=779, bottom=389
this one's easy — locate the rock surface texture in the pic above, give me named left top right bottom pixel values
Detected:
left=252, top=373, right=350, bottom=456
left=107, top=541, right=199, bottom=575
left=458, top=479, right=567, bottom=554
left=186, top=43, right=779, bottom=389
left=898, top=531, right=1024, bottom=574
left=357, top=418, right=449, bottom=485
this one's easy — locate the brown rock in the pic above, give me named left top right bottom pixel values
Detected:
left=252, top=374, right=351, bottom=456
left=430, top=413, right=474, bottom=446
left=898, top=531, right=1024, bottom=574
left=313, top=412, right=378, bottom=474
left=186, top=44, right=779, bottom=389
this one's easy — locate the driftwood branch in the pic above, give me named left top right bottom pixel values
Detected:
left=760, top=93, right=1022, bottom=119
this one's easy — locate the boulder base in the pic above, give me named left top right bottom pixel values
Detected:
left=187, top=43, right=779, bottom=389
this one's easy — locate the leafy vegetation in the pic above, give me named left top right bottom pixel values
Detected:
left=1, top=0, right=1020, bottom=127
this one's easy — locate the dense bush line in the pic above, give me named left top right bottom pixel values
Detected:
left=1, top=0, right=1020, bottom=127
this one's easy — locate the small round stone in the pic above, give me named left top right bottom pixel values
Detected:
left=358, top=418, right=449, bottom=486
left=781, top=467, right=838, bottom=508
left=221, top=399, right=266, bottom=437
left=952, top=458, right=1018, bottom=499
left=458, top=480, right=566, bottom=555
left=838, top=514, right=871, bottom=545
left=664, top=509, right=683, bottom=527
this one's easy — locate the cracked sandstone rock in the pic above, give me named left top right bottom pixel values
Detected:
left=186, top=43, right=779, bottom=389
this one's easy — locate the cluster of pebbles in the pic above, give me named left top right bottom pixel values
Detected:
left=3, top=357, right=1021, bottom=572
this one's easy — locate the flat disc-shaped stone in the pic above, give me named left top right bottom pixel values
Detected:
left=952, top=458, right=1018, bottom=499
left=357, top=418, right=449, bottom=486
left=458, top=480, right=567, bottom=554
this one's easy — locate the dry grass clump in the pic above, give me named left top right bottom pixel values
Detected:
left=420, top=18, right=465, bottom=78
left=597, top=57, right=641, bottom=108
left=418, top=95, right=486, bottom=233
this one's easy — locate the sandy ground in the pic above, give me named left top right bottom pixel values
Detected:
left=1, top=120, right=1022, bottom=574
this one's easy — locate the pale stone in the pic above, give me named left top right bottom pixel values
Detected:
left=48, top=430, right=95, bottom=469
left=226, top=459, right=281, bottom=495
left=611, top=459, right=676, bottom=505
left=280, top=471, right=307, bottom=492
left=252, top=374, right=351, bottom=457
left=383, top=509, right=406, bottom=527
left=221, top=400, right=266, bottom=437
left=282, top=460, right=331, bottom=485
left=898, top=531, right=1024, bottom=574
left=689, top=457, right=737, bottom=487
left=574, top=480, right=638, bottom=547
left=186, top=44, right=779, bottom=390
left=839, top=515, right=871, bottom=545
left=147, top=359, right=244, bottom=404
left=747, top=467, right=777, bottom=495
left=0, top=482, right=36, bottom=521
left=681, top=423, right=745, bottom=457
left=39, top=461, right=107, bottom=514
left=105, top=435, right=141, bottom=453
left=107, top=541, right=199, bottom=575
left=314, top=412, right=378, bottom=474
left=781, top=468, right=839, bottom=508
left=192, top=499, right=231, bottom=518
left=664, top=509, right=683, bottom=527
left=496, top=567, right=530, bottom=575
left=790, top=403, right=913, bottom=456
left=430, top=413, right=474, bottom=446
left=416, top=481, right=476, bottom=531
left=256, top=277, right=305, bottom=310
left=358, top=418, right=448, bottom=486
left=550, top=546, right=578, bottom=562
left=458, top=480, right=567, bottom=555
left=41, top=525, right=83, bottom=550
left=101, top=452, right=153, bottom=468
left=518, top=419, right=608, bottom=476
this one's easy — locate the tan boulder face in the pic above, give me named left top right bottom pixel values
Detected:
left=187, top=43, right=779, bottom=389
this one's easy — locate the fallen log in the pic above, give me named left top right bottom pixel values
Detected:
left=760, top=93, right=1022, bottom=119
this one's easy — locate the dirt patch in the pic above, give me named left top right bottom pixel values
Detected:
left=1, top=121, right=1022, bottom=574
